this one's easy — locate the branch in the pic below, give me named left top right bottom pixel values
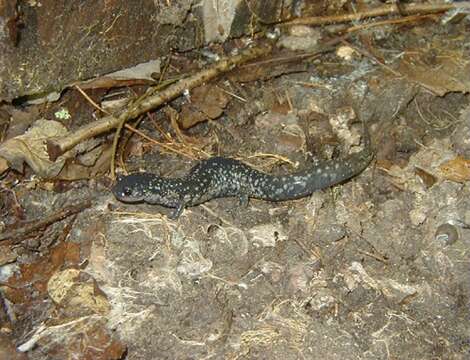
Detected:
left=47, top=43, right=272, bottom=161
left=0, top=200, right=92, bottom=243
left=281, top=2, right=470, bottom=27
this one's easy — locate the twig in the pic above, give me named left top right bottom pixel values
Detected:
left=110, top=79, right=179, bottom=178
left=280, top=2, right=470, bottom=27
left=118, top=116, right=145, bottom=173
left=74, top=84, right=110, bottom=115
left=242, top=46, right=334, bottom=67
left=340, top=39, right=402, bottom=77
left=74, top=84, right=126, bottom=178
left=75, top=85, right=209, bottom=167
left=47, top=44, right=272, bottom=162
left=346, top=14, right=438, bottom=33
left=216, top=85, right=247, bottom=102
left=357, top=249, right=388, bottom=264
left=0, top=200, right=92, bottom=243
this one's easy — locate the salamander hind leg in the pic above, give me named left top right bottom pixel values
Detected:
left=239, top=192, right=250, bottom=207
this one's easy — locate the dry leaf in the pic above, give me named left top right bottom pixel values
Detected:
left=0, top=119, right=69, bottom=178
left=0, top=245, right=17, bottom=265
left=399, top=53, right=470, bottom=96
left=0, top=119, right=108, bottom=180
left=0, top=157, right=8, bottom=174
left=78, top=59, right=161, bottom=89
left=4, top=106, right=38, bottom=139
left=48, top=268, right=110, bottom=317
left=439, top=156, right=470, bottom=183
left=179, top=84, right=229, bottom=129
left=178, top=105, right=207, bottom=130
left=57, top=143, right=113, bottom=180
left=414, top=167, right=438, bottom=188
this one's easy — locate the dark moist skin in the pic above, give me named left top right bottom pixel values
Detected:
left=112, top=123, right=373, bottom=219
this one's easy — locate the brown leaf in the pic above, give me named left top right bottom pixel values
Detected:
left=178, top=105, right=207, bottom=130
left=179, top=84, right=229, bottom=129
left=271, top=100, right=291, bottom=115
left=47, top=268, right=111, bottom=317
left=415, top=167, right=437, bottom=188
left=0, top=119, right=69, bottom=177
left=398, top=53, right=470, bottom=96
left=57, top=143, right=113, bottom=180
left=4, top=242, right=81, bottom=303
left=0, top=157, right=9, bottom=175
left=439, top=156, right=470, bottom=183
left=0, top=245, right=17, bottom=265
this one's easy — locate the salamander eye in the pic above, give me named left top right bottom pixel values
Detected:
left=122, top=187, right=133, bottom=197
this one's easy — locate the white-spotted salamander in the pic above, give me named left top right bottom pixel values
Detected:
left=112, top=123, right=373, bottom=219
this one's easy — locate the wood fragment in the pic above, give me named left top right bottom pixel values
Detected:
left=46, top=44, right=272, bottom=162
left=0, top=200, right=92, bottom=243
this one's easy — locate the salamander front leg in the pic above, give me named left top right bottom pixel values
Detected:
left=169, top=201, right=186, bottom=219
left=169, top=194, right=193, bottom=219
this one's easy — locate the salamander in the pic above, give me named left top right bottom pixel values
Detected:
left=112, top=123, right=373, bottom=219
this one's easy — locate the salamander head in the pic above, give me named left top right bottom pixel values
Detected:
left=112, top=173, right=186, bottom=208
left=112, top=173, right=154, bottom=203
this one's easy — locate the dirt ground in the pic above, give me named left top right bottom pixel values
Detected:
left=1, top=12, right=470, bottom=360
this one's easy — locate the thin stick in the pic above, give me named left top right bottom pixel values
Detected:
left=340, top=39, right=402, bottom=77
left=280, top=2, right=470, bottom=27
left=0, top=200, right=92, bottom=243
left=47, top=44, right=272, bottom=162
left=74, top=84, right=123, bottom=178
left=110, top=79, right=180, bottom=178
left=346, top=14, right=438, bottom=33
left=357, top=249, right=388, bottom=264
left=75, top=86, right=209, bottom=167
left=74, top=85, right=111, bottom=115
